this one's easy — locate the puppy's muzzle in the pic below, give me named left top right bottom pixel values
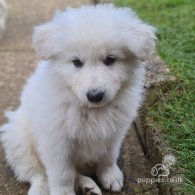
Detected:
left=87, top=89, right=104, bottom=103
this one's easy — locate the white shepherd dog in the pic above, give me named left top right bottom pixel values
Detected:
left=1, top=4, right=156, bottom=195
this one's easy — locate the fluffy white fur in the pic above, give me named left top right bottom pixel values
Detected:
left=0, top=4, right=156, bottom=195
left=0, top=0, right=7, bottom=38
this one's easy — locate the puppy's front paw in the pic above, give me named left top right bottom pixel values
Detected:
left=28, top=177, right=49, bottom=195
left=97, top=164, right=123, bottom=192
left=76, top=175, right=102, bottom=195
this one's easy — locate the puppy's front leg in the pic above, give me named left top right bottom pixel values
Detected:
left=97, top=137, right=124, bottom=192
left=39, top=139, right=76, bottom=195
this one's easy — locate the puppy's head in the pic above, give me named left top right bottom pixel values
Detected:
left=33, top=4, right=156, bottom=107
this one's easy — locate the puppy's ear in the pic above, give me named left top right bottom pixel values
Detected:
left=127, top=24, right=157, bottom=61
left=32, top=22, right=60, bottom=60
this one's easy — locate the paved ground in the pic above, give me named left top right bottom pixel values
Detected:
left=0, top=0, right=161, bottom=194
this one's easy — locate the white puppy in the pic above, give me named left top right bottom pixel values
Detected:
left=0, top=0, right=7, bottom=38
left=0, top=4, right=156, bottom=195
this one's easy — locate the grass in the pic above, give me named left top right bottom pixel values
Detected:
left=115, top=0, right=195, bottom=193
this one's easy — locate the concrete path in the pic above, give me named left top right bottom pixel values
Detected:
left=0, top=0, right=159, bottom=194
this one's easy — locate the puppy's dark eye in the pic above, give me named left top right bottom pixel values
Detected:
left=103, top=55, right=116, bottom=66
left=72, top=58, right=83, bottom=68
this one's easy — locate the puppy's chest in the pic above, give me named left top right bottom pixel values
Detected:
left=74, top=106, right=126, bottom=139
left=71, top=138, right=110, bottom=165
left=66, top=107, right=124, bottom=160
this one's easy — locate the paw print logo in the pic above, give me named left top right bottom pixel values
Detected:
left=151, top=164, right=169, bottom=177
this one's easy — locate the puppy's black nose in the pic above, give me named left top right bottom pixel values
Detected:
left=87, top=89, right=104, bottom=103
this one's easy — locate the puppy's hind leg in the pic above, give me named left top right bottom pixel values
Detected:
left=0, top=110, right=48, bottom=195
left=76, top=174, right=102, bottom=195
